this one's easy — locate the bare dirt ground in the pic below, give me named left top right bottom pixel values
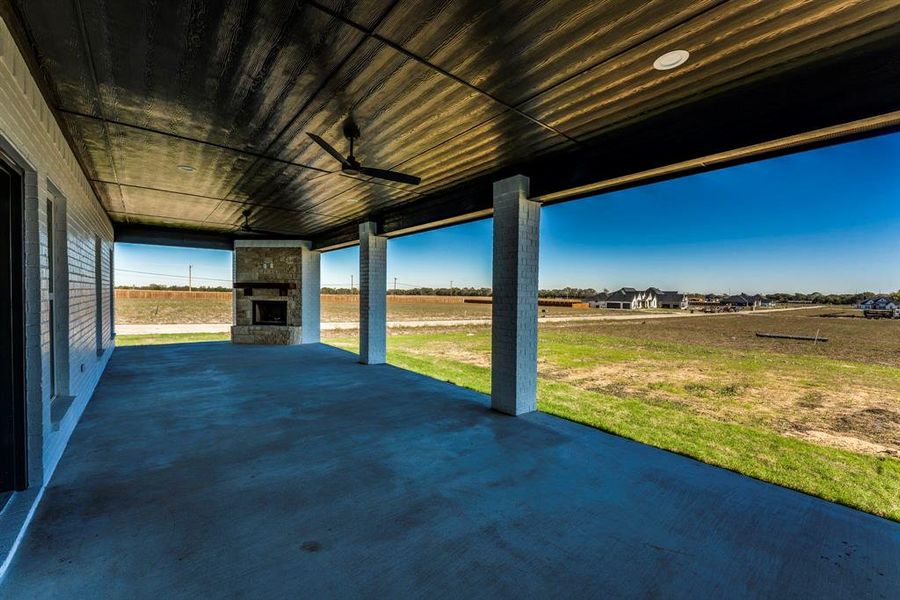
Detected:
left=115, top=295, right=582, bottom=324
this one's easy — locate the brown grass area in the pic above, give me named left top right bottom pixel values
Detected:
left=116, top=294, right=583, bottom=324
left=553, top=309, right=900, bottom=367
left=116, top=297, right=233, bottom=324
left=546, top=311, right=900, bottom=456
left=545, top=358, right=900, bottom=457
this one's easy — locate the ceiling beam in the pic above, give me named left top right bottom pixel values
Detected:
left=114, top=223, right=237, bottom=250
left=114, top=223, right=314, bottom=251
left=62, top=110, right=332, bottom=173
left=91, top=180, right=344, bottom=220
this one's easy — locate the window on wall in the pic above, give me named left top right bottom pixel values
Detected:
left=47, top=198, right=56, bottom=398
left=47, top=184, right=70, bottom=401
left=94, top=236, right=103, bottom=356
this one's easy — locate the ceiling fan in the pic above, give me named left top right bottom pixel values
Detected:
left=235, top=208, right=284, bottom=236
left=306, top=120, right=421, bottom=185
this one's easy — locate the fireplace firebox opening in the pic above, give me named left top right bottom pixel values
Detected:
left=253, top=300, right=288, bottom=326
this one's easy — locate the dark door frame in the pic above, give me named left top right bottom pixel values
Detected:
left=0, top=150, right=28, bottom=496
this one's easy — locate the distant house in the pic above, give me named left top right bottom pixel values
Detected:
left=587, top=292, right=609, bottom=308
left=604, top=287, right=643, bottom=309
left=859, top=296, right=899, bottom=311
left=658, top=291, right=688, bottom=309
left=721, top=293, right=755, bottom=308
left=752, top=294, right=776, bottom=308
left=590, top=287, right=686, bottom=309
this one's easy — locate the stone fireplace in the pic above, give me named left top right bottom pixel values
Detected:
left=232, top=240, right=307, bottom=345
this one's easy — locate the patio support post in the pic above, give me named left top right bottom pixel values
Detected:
left=359, top=221, right=387, bottom=364
left=491, top=175, right=539, bottom=415
left=301, top=247, right=321, bottom=343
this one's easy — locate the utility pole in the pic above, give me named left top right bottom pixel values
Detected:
left=450, top=280, right=453, bottom=296
left=393, top=277, right=397, bottom=292
left=188, top=265, right=193, bottom=292
left=350, top=274, right=354, bottom=293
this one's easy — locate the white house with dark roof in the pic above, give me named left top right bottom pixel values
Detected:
left=589, top=287, right=686, bottom=309
left=858, top=296, right=899, bottom=311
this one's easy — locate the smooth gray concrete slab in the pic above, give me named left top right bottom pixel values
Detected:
left=2, top=342, right=898, bottom=599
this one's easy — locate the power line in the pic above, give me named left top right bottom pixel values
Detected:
left=115, top=268, right=231, bottom=282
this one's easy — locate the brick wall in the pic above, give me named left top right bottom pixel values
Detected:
left=0, top=17, right=114, bottom=492
left=490, top=176, right=539, bottom=415
left=359, top=222, right=387, bottom=364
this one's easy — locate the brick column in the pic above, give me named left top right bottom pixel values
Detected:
left=301, top=247, right=321, bottom=344
left=491, top=175, right=540, bottom=415
left=359, top=221, right=387, bottom=364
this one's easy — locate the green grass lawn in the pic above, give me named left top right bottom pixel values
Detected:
left=329, top=329, right=900, bottom=521
left=116, top=332, right=229, bottom=346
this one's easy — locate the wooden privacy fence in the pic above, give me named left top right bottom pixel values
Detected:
left=466, top=297, right=589, bottom=308
left=322, top=294, right=491, bottom=304
left=116, top=289, right=231, bottom=300
left=115, top=289, right=493, bottom=304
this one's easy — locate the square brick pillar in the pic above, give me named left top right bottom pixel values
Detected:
left=491, top=175, right=540, bottom=415
left=359, top=221, right=387, bottom=364
left=301, top=247, right=321, bottom=344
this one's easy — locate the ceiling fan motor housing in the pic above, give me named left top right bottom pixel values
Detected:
left=343, top=119, right=361, bottom=141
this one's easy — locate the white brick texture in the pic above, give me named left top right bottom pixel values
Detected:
left=0, top=19, right=114, bottom=487
left=359, top=222, right=387, bottom=364
left=491, top=175, right=540, bottom=415
left=301, top=248, right=321, bottom=344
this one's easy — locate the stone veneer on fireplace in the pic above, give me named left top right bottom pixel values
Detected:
left=232, top=240, right=307, bottom=345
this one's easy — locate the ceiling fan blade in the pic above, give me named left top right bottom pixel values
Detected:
left=235, top=218, right=288, bottom=238
left=359, top=166, right=421, bottom=185
left=306, top=132, right=349, bottom=167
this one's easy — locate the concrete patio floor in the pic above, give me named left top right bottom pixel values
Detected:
left=1, top=342, right=897, bottom=598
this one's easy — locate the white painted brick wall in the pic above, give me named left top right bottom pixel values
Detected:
left=301, top=248, right=321, bottom=344
left=491, top=175, right=540, bottom=415
left=359, top=222, right=387, bottom=364
left=0, top=18, right=114, bottom=489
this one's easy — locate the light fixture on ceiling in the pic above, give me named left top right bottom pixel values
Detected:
left=653, top=49, right=690, bottom=71
left=177, top=164, right=196, bottom=173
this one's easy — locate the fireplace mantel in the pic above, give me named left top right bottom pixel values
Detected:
left=233, top=282, right=298, bottom=290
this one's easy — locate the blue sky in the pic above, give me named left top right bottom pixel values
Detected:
left=117, top=132, right=900, bottom=294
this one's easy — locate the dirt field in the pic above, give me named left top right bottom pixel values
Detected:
left=114, top=294, right=585, bottom=324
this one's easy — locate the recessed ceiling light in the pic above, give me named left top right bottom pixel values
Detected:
left=653, top=49, right=690, bottom=71
left=177, top=164, right=196, bottom=173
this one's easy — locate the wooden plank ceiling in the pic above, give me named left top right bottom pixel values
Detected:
left=9, top=0, right=900, bottom=248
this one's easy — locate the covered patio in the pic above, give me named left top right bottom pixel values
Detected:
left=2, top=342, right=897, bottom=597
left=3, top=1, right=900, bottom=594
